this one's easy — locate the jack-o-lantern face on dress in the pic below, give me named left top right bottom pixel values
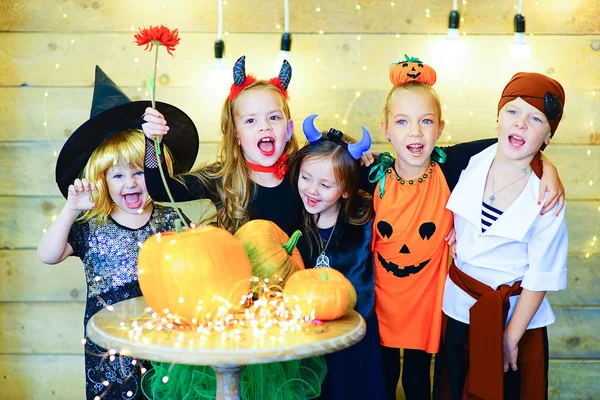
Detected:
left=376, top=220, right=437, bottom=278
left=389, top=54, right=437, bottom=86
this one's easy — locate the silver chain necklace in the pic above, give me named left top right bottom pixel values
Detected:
left=315, top=223, right=337, bottom=268
left=488, top=160, right=532, bottom=206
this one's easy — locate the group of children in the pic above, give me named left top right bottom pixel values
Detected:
left=38, top=53, right=568, bottom=400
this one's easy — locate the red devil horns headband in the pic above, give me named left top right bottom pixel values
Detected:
left=228, top=55, right=292, bottom=101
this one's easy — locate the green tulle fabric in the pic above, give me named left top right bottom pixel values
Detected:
left=141, top=356, right=327, bottom=400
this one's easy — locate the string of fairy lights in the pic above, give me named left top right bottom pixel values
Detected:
left=80, top=275, right=325, bottom=398
left=41, top=39, right=75, bottom=158
left=40, top=2, right=77, bottom=233
left=38, top=2, right=599, bottom=262
left=33, top=1, right=598, bottom=396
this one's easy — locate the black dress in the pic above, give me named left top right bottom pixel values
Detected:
left=143, top=138, right=302, bottom=236
left=297, top=199, right=387, bottom=400
left=142, top=139, right=325, bottom=399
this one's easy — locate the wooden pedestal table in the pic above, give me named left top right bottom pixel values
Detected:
left=87, top=297, right=366, bottom=400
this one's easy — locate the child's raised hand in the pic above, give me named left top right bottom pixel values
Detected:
left=67, top=178, right=96, bottom=211
left=360, top=151, right=381, bottom=167
left=142, top=107, right=169, bottom=140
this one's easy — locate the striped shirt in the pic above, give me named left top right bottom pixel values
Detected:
left=482, top=202, right=503, bottom=233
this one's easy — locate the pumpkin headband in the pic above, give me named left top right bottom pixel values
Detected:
left=302, top=114, right=372, bottom=160
left=389, top=54, right=437, bottom=86
left=229, top=55, right=292, bottom=101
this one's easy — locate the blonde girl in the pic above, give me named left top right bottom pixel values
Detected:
left=142, top=56, right=301, bottom=235
left=38, top=66, right=196, bottom=400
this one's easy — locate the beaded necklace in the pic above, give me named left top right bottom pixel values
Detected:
left=369, top=151, right=446, bottom=199
left=385, top=161, right=437, bottom=185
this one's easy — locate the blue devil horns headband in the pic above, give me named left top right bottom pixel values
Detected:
left=302, top=114, right=372, bottom=160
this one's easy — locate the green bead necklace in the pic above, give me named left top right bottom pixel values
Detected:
left=386, top=161, right=436, bottom=185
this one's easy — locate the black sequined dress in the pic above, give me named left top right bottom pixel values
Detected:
left=68, top=205, right=181, bottom=400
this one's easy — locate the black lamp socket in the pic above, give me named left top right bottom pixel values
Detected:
left=514, top=14, right=526, bottom=33
left=280, top=33, right=292, bottom=52
left=214, top=39, right=225, bottom=59
left=449, top=10, right=460, bottom=30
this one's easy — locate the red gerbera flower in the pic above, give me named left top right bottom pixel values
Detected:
left=134, top=25, right=180, bottom=56
left=132, top=25, right=185, bottom=228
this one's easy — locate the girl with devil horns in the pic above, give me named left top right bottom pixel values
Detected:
left=142, top=55, right=300, bottom=236
left=140, top=56, right=327, bottom=399
left=362, top=56, right=565, bottom=400
left=290, top=115, right=387, bottom=400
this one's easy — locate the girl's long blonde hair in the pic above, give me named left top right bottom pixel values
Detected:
left=192, top=80, right=298, bottom=233
left=80, top=129, right=173, bottom=223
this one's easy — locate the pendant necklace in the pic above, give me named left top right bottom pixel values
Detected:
left=488, top=160, right=531, bottom=206
left=315, top=223, right=337, bottom=268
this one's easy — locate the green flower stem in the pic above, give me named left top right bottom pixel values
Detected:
left=154, top=135, right=188, bottom=228
left=150, top=44, right=188, bottom=229
left=175, top=219, right=183, bottom=233
left=152, top=46, right=161, bottom=157
left=282, top=230, right=302, bottom=255
left=152, top=45, right=158, bottom=108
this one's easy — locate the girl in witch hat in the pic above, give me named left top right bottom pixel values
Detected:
left=38, top=66, right=198, bottom=400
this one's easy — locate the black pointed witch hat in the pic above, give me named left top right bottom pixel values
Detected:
left=55, top=66, right=199, bottom=198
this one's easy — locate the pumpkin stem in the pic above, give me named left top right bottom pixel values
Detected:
left=403, top=53, right=422, bottom=63
left=175, top=218, right=183, bottom=233
left=319, top=269, right=329, bottom=281
left=282, top=230, right=302, bottom=255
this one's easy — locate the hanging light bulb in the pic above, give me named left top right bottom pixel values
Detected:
left=214, top=39, right=225, bottom=70
left=447, top=1, right=460, bottom=40
left=273, top=32, right=291, bottom=72
left=209, top=0, right=229, bottom=92
left=274, top=0, right=292, bottom=74
left=213, top=0, right=226, bottom=71
left=435, top=0, right=465, bottom=67
left=509, top=1, right=531, bottom=60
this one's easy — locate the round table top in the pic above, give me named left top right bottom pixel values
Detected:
left=87, top=297, right=366, bottom=366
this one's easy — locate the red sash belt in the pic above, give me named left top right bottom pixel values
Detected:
left=448, top=263, right=546, bottom=400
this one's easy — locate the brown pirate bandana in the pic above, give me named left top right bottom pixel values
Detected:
left=498, top=72, right=565, bottom=136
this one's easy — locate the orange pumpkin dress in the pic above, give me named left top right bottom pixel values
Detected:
left=372, top=160, right=453, bottom=353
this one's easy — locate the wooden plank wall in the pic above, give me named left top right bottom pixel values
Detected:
left=1, top=1, right=599, bottom=399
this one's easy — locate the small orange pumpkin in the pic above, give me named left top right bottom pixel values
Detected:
left=284, top=268, right=357, bottom=321
left=234, top=220, right=304, bottom=285
left=138, top=225, right=252, bottom=323
left=389, top=54, right=437, bottom=86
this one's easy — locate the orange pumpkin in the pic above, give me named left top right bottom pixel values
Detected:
left=138, top=225, right=252, bottom=323
left=283, top=268, right=357, bottom=320
left=389, top=54, right=437, bottom=86
left=234, top=220, right=304, bottom=285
